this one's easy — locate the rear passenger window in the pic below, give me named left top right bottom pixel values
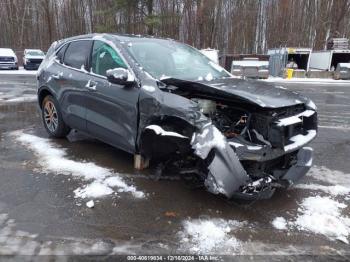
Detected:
left=91, top=40, right=127, bottom=77
left=63, top=40, right=91, bottom=69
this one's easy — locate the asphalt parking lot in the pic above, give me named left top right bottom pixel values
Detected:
left=0, top=72, right=350, bottom=259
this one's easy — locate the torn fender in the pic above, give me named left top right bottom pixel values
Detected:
left=191, top=124, right=250, bottom=197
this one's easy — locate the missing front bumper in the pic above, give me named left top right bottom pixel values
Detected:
left=281, top=147, right=313, bottom=184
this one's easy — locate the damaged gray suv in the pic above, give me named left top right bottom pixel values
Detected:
left=37, top=34, right=317, bottom=200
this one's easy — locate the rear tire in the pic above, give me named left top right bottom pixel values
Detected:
left=41, top=95, right=70, bottom=138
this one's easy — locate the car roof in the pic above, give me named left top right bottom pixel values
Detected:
left=57, top=33, right=174, bottom=44
left=54, top=33, right=177, bottom=53
left=0, top=48, right=16, bottom=56
left=25, top=49, right=43, bottom=52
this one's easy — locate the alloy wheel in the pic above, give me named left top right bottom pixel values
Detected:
left=43, top=100, right=58, bottom=132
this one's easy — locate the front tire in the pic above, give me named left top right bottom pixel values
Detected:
left=41, top=95, right=70, bottom=138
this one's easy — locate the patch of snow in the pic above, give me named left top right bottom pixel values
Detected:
left=295, top=184, right=350, bottom=196
left=273, top=196, right=350, bottom=243
left=247, top=145, right=263, bottom=150
left=208, top=61, right=223, bottom=72
left=0, top=68, right=37, bottom=75
left=272, top=217, right=287, bottom=230
left=179, top=219, right=243, bottom=254
left=1, top=95, right=37, bottom=103
left=80, top=65, right=88, bottom=73
left=284, top=130, right=316, bottom=152
left=86, top=200, right=94, bottom=208
left=205, top=73, right=213, bottom=81
left=275, top=85, right=287, bottom=90
left=308, top=166, right=350, bottom=186
left=229, top=142, right=244, bottom=148
left=145, top=125, right=187, bottom=139
left=294, top=196, right=350, bottom=243
left=75, top=182, right=114, bottom=199
left=263, top=77, right=350, bottom=85
left=141, top=85, right=156, bottom=92
left=276, top=110, right=315, bottom=127
left=192, top=126, right=226, bottom=159
left=256, top=98, right=266, bottom=107
left=12, top=131, right=145, bottom=200
left=159, top=74, right=171, bottom=80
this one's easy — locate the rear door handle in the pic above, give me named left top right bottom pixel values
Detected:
left=85, top=80, right=97, bottom=91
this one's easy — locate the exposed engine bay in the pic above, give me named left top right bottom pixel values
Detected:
left=191, top=98, right=249, bottom=138
left=140, top=78, right=318, bottom=201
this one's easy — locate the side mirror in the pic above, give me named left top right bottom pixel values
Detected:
left=106, top=68, right=135, bottom=86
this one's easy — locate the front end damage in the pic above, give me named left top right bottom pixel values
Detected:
left=138, top=78, right=317, bottom=200
left=191, top=123, right=315, bottom=200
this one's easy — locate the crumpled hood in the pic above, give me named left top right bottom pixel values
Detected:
left=162, top=77, right=308, bottom=108
left=200, top=78, right=307, bottom=108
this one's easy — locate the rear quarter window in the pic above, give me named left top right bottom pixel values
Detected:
left=63, top=40, right=92, bottom=70
left=56, top=44, right=68, bottom=63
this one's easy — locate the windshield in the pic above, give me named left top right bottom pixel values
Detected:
left=27, top=50, right=44, bottom=56
left=125, top=40, right=230, bottom=81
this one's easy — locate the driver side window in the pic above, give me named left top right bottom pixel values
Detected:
left=91, top=40, right=127, bottom=77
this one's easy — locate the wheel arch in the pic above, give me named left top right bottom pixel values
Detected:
left=137, top=115, right=196, bottom=159
left=38, top=86, right=55, bottom=109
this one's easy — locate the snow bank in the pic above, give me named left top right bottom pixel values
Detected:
left=179, top=218, right=243, bottom=254
left=13, top=131, right=145, bottom=200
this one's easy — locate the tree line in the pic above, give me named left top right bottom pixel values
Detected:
left=1, top=0, right=350, bottom=54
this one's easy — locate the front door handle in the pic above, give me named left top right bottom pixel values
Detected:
left=85, top=80, right=97, bottom=91
left=52, top=74, right=61, bottom=80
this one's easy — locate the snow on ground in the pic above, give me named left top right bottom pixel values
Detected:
left=272, top=217, right=287, bottom=230
left=0, top=94, right=37, bottom=103
left=12, top=131, right=145, bottom=200
left=0, top=68, right=37, bottom=75
left=295, top=184, right=350, bottom=196
left=179, top=218, right=244, bottom=254
left=295, top=166, right=350, bottom=196
left=273, top=166, right=350, bottom=243
left=272, top=196, right=350, bottom=244
left=262, top=77, right=350, bottom=84
left=0, top=209, right=150, bottom=255
left=295, top=196, right=350, bottom=243
left=308, top=166, right=350, bottom=186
